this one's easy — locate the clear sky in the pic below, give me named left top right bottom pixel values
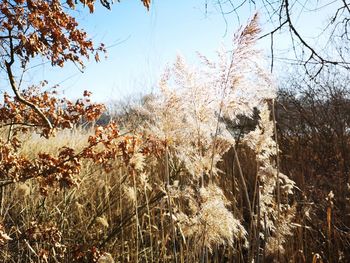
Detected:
left=38, top=0, right=243, bottom=102
left=16, top=0, right=338, bottom=102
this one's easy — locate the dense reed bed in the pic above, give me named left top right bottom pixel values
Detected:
left=0, top=15, right=349, bottom=263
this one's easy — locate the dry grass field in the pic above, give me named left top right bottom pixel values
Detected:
left=1, top=15, right=349, bottom=263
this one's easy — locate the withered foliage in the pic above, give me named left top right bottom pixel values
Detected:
left=1, top=1, right=347, bottom=262
left=0, top=0, right=104, bottom=67
left=0, top=0, right=154, bottom=259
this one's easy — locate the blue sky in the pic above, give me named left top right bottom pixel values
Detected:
left=21, top=1, right=259, bottom=102
left=15, top=0, right=338, bottom=102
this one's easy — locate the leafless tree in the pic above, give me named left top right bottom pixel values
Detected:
left=210, top=0, right=350, bottom=77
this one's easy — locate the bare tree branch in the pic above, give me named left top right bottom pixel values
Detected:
left=5, top=29, right=53, bottom=130
left=212, top=0, right=350, bottom=76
